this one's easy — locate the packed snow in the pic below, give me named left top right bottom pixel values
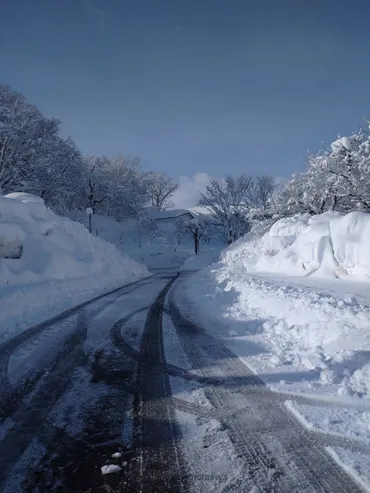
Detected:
left=101, top=464, right=121, bottom=475
left=0, top=194, right=148, bottom=340
left=179, top=211, right=370, bottom=489
left=112, top=452, right=122, bottom=459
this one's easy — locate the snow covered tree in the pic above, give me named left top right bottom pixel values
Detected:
left=177, top=218, right=202, bottom=254
left=84, top=155, right=111, bottom=213
left=29, top=136, right=86, bottom=213
left=0, top=85, right=85, bottom=212
left=145, top=172, right=179, bottom=211
left=176, top=215, right=219, bottom=253
left=199, top=175, right=253, bottom=244
left=250, top=175, right=276, bottom=211
left=108, top=155, right=147, bottom=218
left=277, top=129, right=370, bottom=216
left=0, top=85, right=60, bottom=193
left=133, top=210, right=160, bottom=245
left=83, top=155, right=147, bottom=218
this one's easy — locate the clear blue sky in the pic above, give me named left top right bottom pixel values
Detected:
left=1, top=0, right=370, bottom=180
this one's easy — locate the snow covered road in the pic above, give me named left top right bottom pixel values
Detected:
left=0, top=272, right=365, bottom=492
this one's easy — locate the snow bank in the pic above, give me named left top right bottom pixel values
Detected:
left=180, top=211, right=370, bottom=487
left=180, top=248, right=222, bottom=272
left=181, top=212, right=370, bottom=399
left=226, top=211, right=370, bottom=280
left=0, top=194, right=147, bottom=339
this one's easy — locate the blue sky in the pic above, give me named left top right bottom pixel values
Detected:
left=1, top=0, right=370, bottom=195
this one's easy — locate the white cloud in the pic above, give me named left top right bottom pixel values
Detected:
left=171, top=172, right=212, bottom=209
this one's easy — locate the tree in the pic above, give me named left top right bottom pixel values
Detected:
left=29, top=136, right=86, bottom=213
left=83, top=155, right=111, bottom=213
left=0, top=85, right=60, bottom=193
left=83, top=155, right=147, bottom=218
left=251, top=176, right=276, bottom=211
left=0, top=85, right=85, bottom=213
left=145, top=172, right=179, bottom=210
left=199, top=175, right=253, bottom=244
left=135, top=211, right=160, bottom=245
left=108, top=155, right=147, bottom=218
left=277, top=129, right=370, bottom=216
left=177, top=218, right=202, bottom=254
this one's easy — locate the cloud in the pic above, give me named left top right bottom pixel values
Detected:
left=171, top=172, right=212, bottom=209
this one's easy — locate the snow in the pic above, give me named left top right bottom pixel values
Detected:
left=101, top=464, right=121, bottom=475
left=285, top=400, right=370, bottom=445
left=112, top=452, right=122, bottom=459
left=129, top=243, right=193, bottom=270
left=327, top=447, right=370, bottom=491
left=222, top=211, right=370, bottom=280
left=180, top=211, right=370, bottom=488
left=4, top=192, right=45, bottom=204
left=180, top=249, right=221, bottom=272
left=331, top=136, right=352, bottom=154
left=69, top=211, right=224, bottom=272
left=0, top=194, right=147, bottom=340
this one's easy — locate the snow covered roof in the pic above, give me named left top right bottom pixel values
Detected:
left=149, top=209, right=195, bottom=220
left=187, top=206, right=212, bottom=216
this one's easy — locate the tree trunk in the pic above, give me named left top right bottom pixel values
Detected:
left=194, top=235, right=199, bottom=255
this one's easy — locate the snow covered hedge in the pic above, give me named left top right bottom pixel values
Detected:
left=224, top=211, right=370, bottom=279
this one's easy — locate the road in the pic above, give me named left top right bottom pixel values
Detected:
left=0, top=271, right=364, bottom=493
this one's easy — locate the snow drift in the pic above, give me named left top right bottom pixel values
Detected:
left=0, top=193, right=148, bottom=338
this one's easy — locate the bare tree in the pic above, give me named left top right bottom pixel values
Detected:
left=177, top=218, right=203, bottom=254
left=145, top=172, right=179, bottom=210
left=251, top=176, right=276, bottom=211
left=199, top=175, right=253, bottom=244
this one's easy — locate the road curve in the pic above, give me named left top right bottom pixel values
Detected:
left=0, top=271, right=365, bottom=493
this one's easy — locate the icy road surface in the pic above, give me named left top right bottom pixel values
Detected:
left=0, top=272, right=364, bottom=492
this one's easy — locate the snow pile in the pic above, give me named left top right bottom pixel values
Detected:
left=226, top=211, right=370, bottom=279
left=181, top=215, right=370, bottom=486
left=0, top=194, right=147, bottom=337
left=101, top=464, right=121, bottom=475
left=180, top=248, right=222, bottom=272
left=181, top=211, right=370, bottom=399
left=184, top=265, right=370, bottom=395
left=0, top=194, right=147, bottom=286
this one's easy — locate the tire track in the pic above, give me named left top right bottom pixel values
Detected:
left=0, top=311, right=88, bottom=490
left=169, top=295, right=364, bottom=493
left=110, top=308, right=219, bottom=386
left=127, top=276, right=189, bottom=493
left=0, top=275, right=153, bottom=422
